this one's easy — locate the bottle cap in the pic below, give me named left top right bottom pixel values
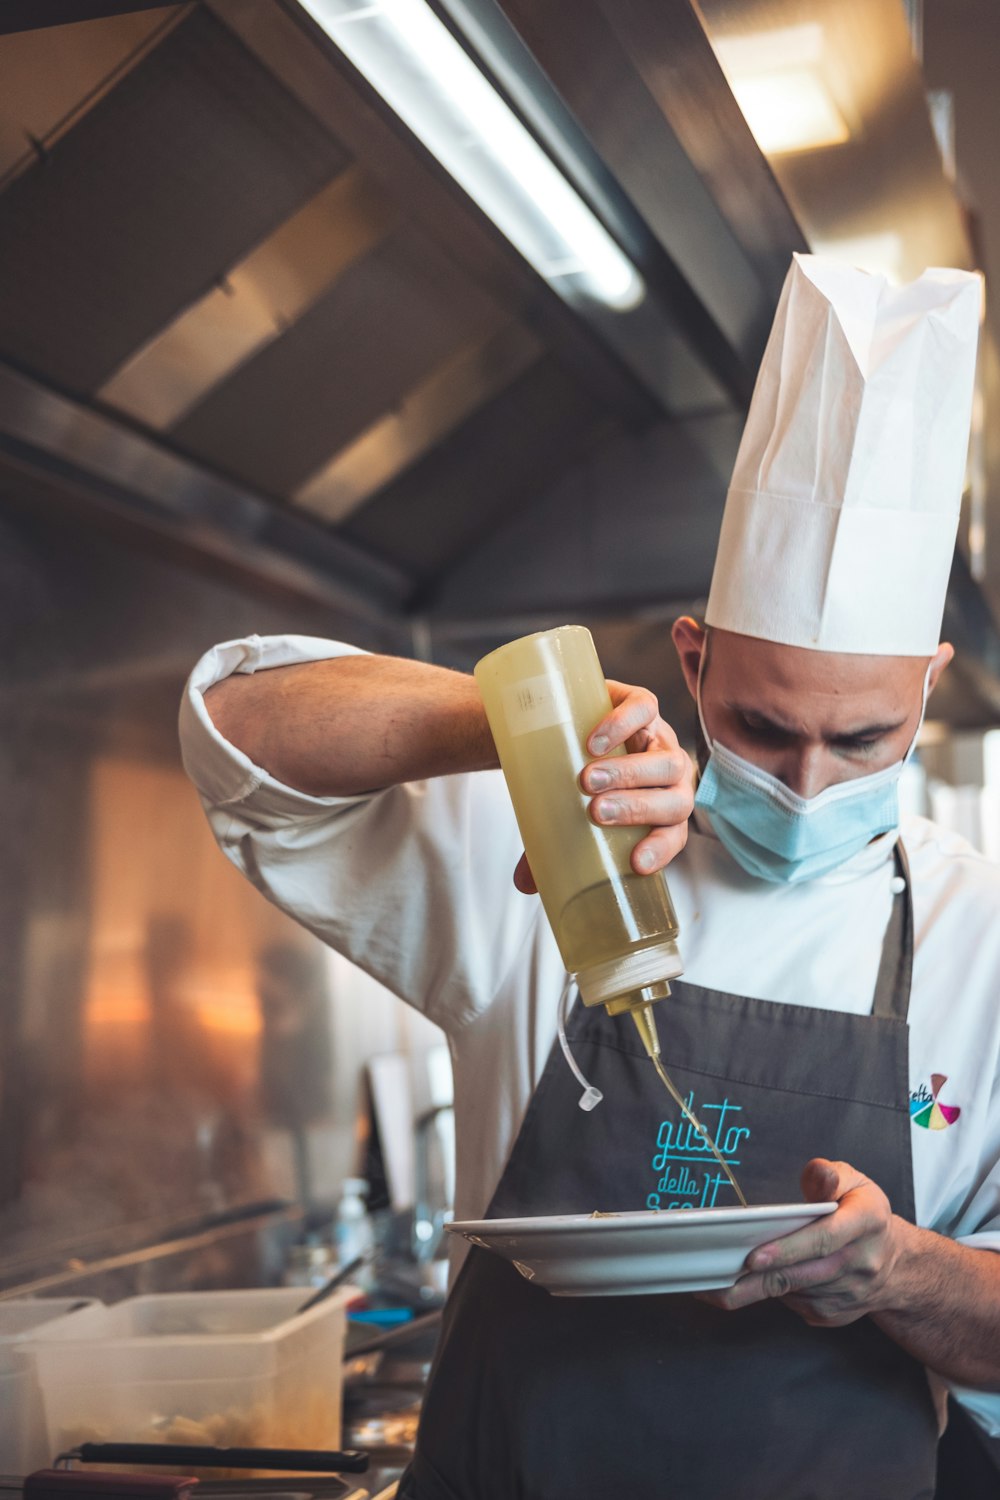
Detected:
left=576, top=939, right=684, bottom=1009
left=288, top=1243, right=334, bottom=1268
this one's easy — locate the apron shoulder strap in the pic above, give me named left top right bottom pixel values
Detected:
left=871, top=840, right=914, bottom=1023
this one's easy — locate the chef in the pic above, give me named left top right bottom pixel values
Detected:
left=180, top=255, right=1000, bottom=1499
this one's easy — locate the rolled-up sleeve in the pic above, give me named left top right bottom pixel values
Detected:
left=179, top=634, right=535, bottom=1033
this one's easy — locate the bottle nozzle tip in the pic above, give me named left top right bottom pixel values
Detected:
left=629, top=1002, right=661, bottom=1061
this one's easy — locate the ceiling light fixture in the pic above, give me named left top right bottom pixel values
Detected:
left=296, top=0, right=645, bottom=310
left=714, top=24, right=850, bottom=157
left=810, top=230, right=905, bottom=284
left=729, top=70, right=849, bottom=155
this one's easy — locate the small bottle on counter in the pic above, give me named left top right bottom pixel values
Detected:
left=334, top=1176, right=376, bottom=1284
left=283, top=1241, right=336, bottom=1289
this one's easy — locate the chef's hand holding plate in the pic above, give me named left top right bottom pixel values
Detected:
left=513, top=680, right=695, bottom=893
left=701, top=1158, right=904, bottom=1326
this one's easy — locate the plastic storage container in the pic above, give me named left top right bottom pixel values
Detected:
left=0, top=1298, right=99, bottom=1476
left=29, top=1287, right=355, bottom=1473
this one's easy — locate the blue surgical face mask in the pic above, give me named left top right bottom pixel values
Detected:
left=693, top=656, right=930, bottom=885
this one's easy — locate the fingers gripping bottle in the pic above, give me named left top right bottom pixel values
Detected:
left=474, top=626, right=683, bottom=1060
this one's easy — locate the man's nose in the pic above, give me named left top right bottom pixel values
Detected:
left=779, top=746, right=829, bottom=800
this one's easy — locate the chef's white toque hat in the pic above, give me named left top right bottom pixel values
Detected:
left=705, top=253, right=982, bottom=655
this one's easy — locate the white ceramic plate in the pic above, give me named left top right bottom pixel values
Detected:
left=445, top=1202, right=838, bottom=1296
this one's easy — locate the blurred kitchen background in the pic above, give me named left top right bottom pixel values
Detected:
left=1, top=0, right=999, bottom=1307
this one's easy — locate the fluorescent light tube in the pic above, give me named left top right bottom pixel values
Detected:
left=297, top=0, right=645, bottom=310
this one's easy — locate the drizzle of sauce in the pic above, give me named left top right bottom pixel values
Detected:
left=649, top=1055, right=748, bottom=1209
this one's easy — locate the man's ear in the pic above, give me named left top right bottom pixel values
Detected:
left=927, top=641, right=955, bottom=696
left=671, top=616, right=707, bottom=701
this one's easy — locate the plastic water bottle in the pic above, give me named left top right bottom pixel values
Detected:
left=334, top=1177, right=375, bottom=1278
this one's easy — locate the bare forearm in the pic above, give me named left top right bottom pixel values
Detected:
left=875, top=1221, right=1000, bottom=1389
left=204, top=653, right=497, bottom=797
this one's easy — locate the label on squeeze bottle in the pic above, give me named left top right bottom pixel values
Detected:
left=502, top=674, right=574, bottom=736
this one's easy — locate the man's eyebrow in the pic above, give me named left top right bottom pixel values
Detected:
left=726, top=703, right=799, bottom=734
left=827, top=720, right=909, bottom=743
left=727, top=702, right=909, bottom=740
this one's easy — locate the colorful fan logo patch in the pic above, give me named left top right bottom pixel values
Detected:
left=909, top=1074, right=961, bottom=1131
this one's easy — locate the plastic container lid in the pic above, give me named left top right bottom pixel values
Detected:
left=0, top=1300, right=99, bottom=1376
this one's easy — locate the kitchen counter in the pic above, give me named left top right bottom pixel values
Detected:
left=341, top=1309, right=440, bottom=1490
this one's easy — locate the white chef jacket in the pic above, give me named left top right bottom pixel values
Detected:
left=180, top=633, right=1000, bottom=1434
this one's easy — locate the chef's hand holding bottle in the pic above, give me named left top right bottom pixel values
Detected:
left=513, top=678, right=696, bottom=894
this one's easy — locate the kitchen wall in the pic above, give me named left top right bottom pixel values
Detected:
left=0, top=493, right=443, bottom=1296
left=908, top=727, right=1000, bottom=860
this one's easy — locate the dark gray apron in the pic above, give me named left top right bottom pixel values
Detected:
left=402, top=845, right=939, bottom=1499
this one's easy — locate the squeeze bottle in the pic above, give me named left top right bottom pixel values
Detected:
left=474, top=626, right=683, bottom=1061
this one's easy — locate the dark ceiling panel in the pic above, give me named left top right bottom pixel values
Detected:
left=0, top=7, right=347, bottom=392
left=171, top=229, right=502, bottom=497
left=428, top=409, right=743, bottom=620
left=340, top=354, right=617, bottom=584
left=0, top=3, right=175, bottom=32
left=0, top=358, right=406, bottom=619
